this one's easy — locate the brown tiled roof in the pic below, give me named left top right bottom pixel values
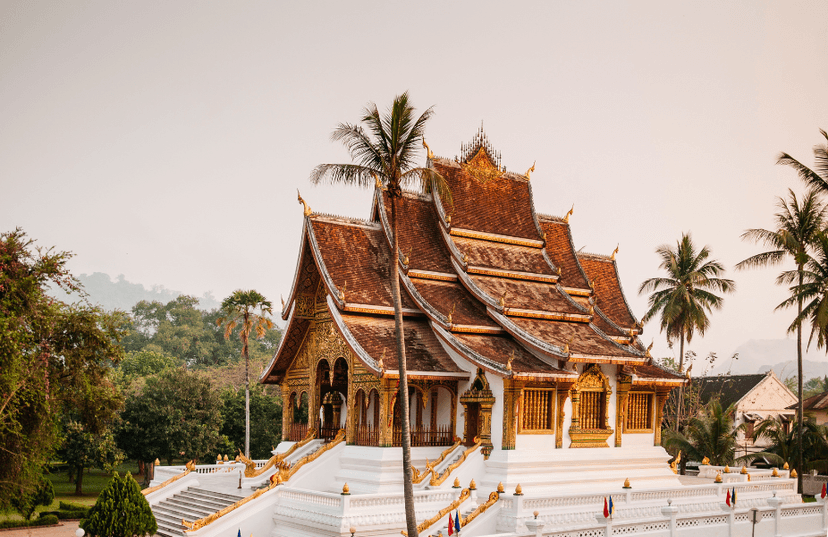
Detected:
left=798, top=390, right=828, bottom=411
left=621, top=363, right=686, bottom=383
left=338, top=314, right=464, bottom=374
left=448, top=332, right=568, bottom=376
left=453, top=236, right=554, bottom=275
left=538, top=218, right=590, bottom=289
left=510, top=317, right=639, bottom=358
left=380, top=192, right=454, bottom=274
left=591, top=309, right=627, bottom=337
left=409, top=278, right=498, bottom=328
left=310, top=217, right=416, bottom=309
left=469, top=275, right=583, bottom=315
left=432, top=160, right=542, bottom=242
left=578, top=254, right=638, bottom=329
left=281, top=233, right=322, bottom=320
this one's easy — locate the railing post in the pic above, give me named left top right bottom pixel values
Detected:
left=661, top=501, right=678, bottom=537
left=594, top=513, right=612, bottom=537
left=525, top=514, right=544, bottom=537
left=819, top=495, right=828, bottom=532
left=767, top=494, right=783, bottom=537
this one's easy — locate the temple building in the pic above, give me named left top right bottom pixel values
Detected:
left=146, top=131, right=822, bottom=537
left=262, top=130, right=685, bottom=466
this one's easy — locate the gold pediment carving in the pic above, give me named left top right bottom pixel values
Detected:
left=575, top=363, right=611, bottom=394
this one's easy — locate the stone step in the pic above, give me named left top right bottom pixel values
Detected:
left=152, top=508, right=198, bottom=525
left=155, top=520, right=186, bottom=537
left=184, top=487, right=245, bottom=503
left=157, top=498, right=216, bottom=519
left=173, top=492, right=230, bottom=511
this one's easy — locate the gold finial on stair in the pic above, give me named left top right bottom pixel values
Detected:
left=564, top=204, right=574, bottom=223
left=497, top=482, right=505, bottom=494
left=701, top=457, right=710, bottom=465
left=223, top=454, right=228, bottom=462
left=469, top=479, right=477, bottom=490
left=446, top=214, right=452, bottom=226
left=740, top=466, right=748, bottom=474
left=563, top=335, right=574, bottom=355
left=783, top=462, right=789, bottom=470
left=714, top=472, right=722, bottom=483
left=525, top=161, right=535, bottom=180
left=297, top=190, right=312, bottom=216
left=462, top=252, right=468, bottom=264
left=772, top=467, right=780, bottom=477
left=791, top=469, right=798, bottom=478
left=723, top=465, right=730, bottom=474
left=514, top=484, right=523, bottom=496
left=378, top=349, right=385, bottom=371
left=623, top=478, right=631, bottom=489
left=453, top=478, right=460, bottom=488
left=342, top=483, right=350, bottom=495
left=154, top=458, right=160, bottom=466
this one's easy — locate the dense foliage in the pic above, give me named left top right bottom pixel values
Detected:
left=81, top=472, right=156, bottom=537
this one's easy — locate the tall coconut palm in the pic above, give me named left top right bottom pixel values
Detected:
left=664, top=399, right=744, bottom=466
left=310, top=92, right=450, bottom=537
left=778, top=129, right=828, bottom=194
left=638, top=233, right=735, bottom=429
left=736, top=188, right=827, bottom=491
left=217, top=290, right=273, bottom=458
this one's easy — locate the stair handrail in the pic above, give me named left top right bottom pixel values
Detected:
left=141, top=460, right=195, bottom=496
left=429, top=438, right=481, bottom=486
left=412, top=440, right=462, bottom=484
left=238, top=427, right=316, bottom=478
left=460, top=490, right=499, bottom=527
left=400, top=488, right=471, bottom=536
left=181, top=430, right=346, bottom=533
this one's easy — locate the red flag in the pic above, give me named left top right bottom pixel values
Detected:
left=603, top=497, right=609, bottom=518
left=725, top=489, right=731, bottom=507
left=822, top=483, right=826, bottom=499
left=447, top=514, right=453, bottom=536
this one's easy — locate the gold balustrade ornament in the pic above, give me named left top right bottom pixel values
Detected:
left=238, top=427, right=316, bottom=478
left=183, top=430, right=346, bottom=533
left=460, top=491, right=500, bottom=528
left=430, top=438, right=481, bottom=486
left=401, top=488, right=471, bottom=536
left=140, top=461, right=195, bottom=496
left=412, top=440, right=462, bottom=484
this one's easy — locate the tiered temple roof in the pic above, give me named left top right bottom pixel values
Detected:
left=263, top=132, right=683, bottom=387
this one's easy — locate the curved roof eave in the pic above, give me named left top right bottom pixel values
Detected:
left=487, top=307, right=569, bottom=359
left=281, top=218, right=310, bottom=320
left=326, top=294, right=383, bottom=376
left=306, top=217, right=346, bottom=311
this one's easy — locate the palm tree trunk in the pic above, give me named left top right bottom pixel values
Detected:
left=244, top=327, right=251, bottom=459
left=675, top=331, right=685, bottom=432
left=797, top=269, right=804, bottom=493
left=390, top=195, right=418, bottom=537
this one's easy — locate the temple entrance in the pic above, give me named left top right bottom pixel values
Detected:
left=463, top=402, right=480, bottom=446
left=316, top=358, right=348, bottom=441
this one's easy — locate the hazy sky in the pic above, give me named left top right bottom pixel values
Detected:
left=2, top=1, right=827, bottom=368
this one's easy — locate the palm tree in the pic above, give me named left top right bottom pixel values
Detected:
left=745, top=417, right=828, bottom=473
left=778, top=129, right=828, bottom=194
left=638, top=233, right=735, bottom=429
left=736, top=188, right=827, bottom=490
left=310, top=92, right=450, bottom=537
left=217, top=290, right=273, bottom=458
left=664, top=399, right=744, bottom=466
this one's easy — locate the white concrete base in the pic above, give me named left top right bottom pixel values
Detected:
left=333, top=445, right=454, bottom=494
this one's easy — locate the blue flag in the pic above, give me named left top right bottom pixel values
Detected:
left=455, top=510, right=461, bottom=532
left=609, top=496, right=614, bottom=515
left=237, top=530, right=241, bottom=537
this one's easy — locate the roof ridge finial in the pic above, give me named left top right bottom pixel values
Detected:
left=297, top=190, right=312, bottom=216
left=611, top=244, right=619, bottom=260
left=525, top=161, right=536, bottom=180
left=564, top=204, right=574, bottom=223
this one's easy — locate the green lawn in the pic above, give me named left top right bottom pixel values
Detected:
left=0, top=462, right=141, bottom=524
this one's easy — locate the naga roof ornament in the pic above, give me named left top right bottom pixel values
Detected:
left=297, top=189, right=312, bottom=216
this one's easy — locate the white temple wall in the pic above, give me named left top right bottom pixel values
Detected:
left=515, top=433, right=555, bottom=450
left=488, top=373, right=505, bottom=449
left=602, top=363, right=618, bottom=447
left=622, top=431, right=655, bottom=447
left=562, top=388, right=573, bottom=448
left=435, top=386, right=452, bottom=426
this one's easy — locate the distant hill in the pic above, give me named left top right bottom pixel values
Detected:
left=709, top=338, right=828, bottom=381
left=54, top=272, right=221, bottom=312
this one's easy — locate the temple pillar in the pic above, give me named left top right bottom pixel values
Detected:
left=501, top=378, right=522, bottom=450
left=379, top=378, right=396, bottom=447
left=615, top=375, right=632, bottom=447
left=654, top=389, right=671, bottom=446
left=556, top=386, right=571, bottom=449
left=281, top=385, right=292, bottom=441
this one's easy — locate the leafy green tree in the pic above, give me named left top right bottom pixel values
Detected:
left=116, top=350, right=180, bottom=384
left=217, top=290, right=273, bottom=458
left=736, top=188, right=827, bottom=489
left=60, top=420, right=124, bottom=495
left=664, top=399, right=745, bottom=466
left=639, top=233, right=735, bottom=429
left=310, top=92, right=450, bottom=537
left=804, top=376, right=828, bottom=398
left=10, top=474, right=54, bottom=520
left=745, top=416, right=828, bottom=471
left=219, top=385, right=282, bottom=459
left=0, top=229, right=126, bottom=509
left=116, top=368, right=222, bottom=466
left=81, top=472, right=156, bottom=537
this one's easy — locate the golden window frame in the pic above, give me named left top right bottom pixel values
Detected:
left=625, top=391, right=655, bottom=433
left=518, top=386, right=556, bottom=435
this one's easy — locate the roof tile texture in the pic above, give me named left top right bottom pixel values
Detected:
left=450, top=332, right=566, bottom=375
left=382, top=193, right=454, bottom=274
left=539, top=219, right=590, bottom=289
left=453, top=236, right=554, bottom=275
left=578, top=255, right=638, bottom=328
left=511, top=317, right=636, bottom=358
left=470, top=275, right=583, bottom=315
left=410, top=278, right=498, bottom=328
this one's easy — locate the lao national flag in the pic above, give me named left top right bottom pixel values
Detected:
left=447, top=514, right=454, bottom=536
left=455, top=510, right=461, bottom=533
left=603, top=497, right=609, bottom=518
left=732, top=487, right=737, bottom=507
left=822, top=483, right=827, bottom=499
left=609, top=496, right=614, bottom=515
left=725, top=489, right=731, bottom=507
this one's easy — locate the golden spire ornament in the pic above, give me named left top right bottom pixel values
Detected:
left=525, top=161, right=536, bottom=180
left=564, top=204, right=574, bottom=223
left=297, top=190, right=312, bottom=216
left=611, top=244, right=619, bottom=260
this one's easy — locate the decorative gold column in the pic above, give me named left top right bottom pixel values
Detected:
left=556, top=387, right=571, bottom=449
left=281, top=385, right=292, bottom=441
left=346, top=387, right=356, bottom=445
left=379, top=378, right=396, bottom=447
left=654, top=389, right=671, bottom=446
left=501, top=378, right=523, bottom=450
left=615, top=374, right=632, bottom=447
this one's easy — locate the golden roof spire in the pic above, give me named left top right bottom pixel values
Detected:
left=499, top=292, right=507, bottom=309
left=423, top=137, right=434, bottom=160
left=525, top=161, right=536, bottom=180
left=506, top=351, right=514, bottom=372
left=611, top=244, right=619, bottom=260
left=297, top=190, right=312, bottom=216
left=564, top=204, right=574, bottom=223
left=645, top=340, right=654, bottom=358
left=281, top=295, right=286, bottom=310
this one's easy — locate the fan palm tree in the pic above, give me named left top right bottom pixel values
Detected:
left=639, top=233, right=735, bottom=429
left=310, top=92, right=450, bottom=537
left=217, top=290, right=273, bottom=458
left=736, top=188, right=827, bottom=490
left=664, top=399, right=744, bottom=466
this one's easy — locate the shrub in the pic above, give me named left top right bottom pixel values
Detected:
left=81, top=472, right=156, bottom=537
left=0, top=514, right=59, bottom=530
left=10, top=475, right=55, bottom=520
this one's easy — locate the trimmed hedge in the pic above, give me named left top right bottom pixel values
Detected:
left=0, top=514, right=59, bottom=530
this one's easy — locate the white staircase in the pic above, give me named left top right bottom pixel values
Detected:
left=153, top=487, right=245, bottom=537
